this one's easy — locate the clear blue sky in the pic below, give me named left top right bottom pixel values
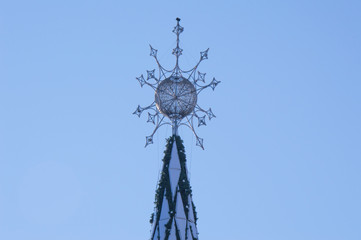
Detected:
left=1, top=0, right=360, bottom=239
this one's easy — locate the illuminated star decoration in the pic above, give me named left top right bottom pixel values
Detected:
left=133, top=18, right=220, bottom=149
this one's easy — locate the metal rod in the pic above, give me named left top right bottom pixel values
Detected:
left=172, top=119, right=178, bottom=135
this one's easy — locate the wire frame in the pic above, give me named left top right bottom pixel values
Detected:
left=155, top=77, right=197, bottom=119
left=133, top=18, right=220, bottom=149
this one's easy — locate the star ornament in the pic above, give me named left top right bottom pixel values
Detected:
left=133, top=18, right=220, bottom=149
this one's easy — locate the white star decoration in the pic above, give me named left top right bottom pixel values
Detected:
left=133, top=18, right=220, bottom=149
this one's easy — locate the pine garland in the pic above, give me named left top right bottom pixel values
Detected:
left=151, top=135, right=198, bottom=240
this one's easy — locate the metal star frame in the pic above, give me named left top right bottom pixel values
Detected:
left=133, top=18, right=220, bottom=149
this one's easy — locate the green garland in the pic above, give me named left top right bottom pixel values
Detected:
left=150, top=135, right=198, bottom=240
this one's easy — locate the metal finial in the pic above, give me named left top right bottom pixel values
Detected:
left=133, top=20, right=220, bottom=149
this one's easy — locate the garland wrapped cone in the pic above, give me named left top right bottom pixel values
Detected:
left=150, top=135, right=199, bottom=240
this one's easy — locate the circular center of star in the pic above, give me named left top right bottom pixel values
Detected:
left=155, top=76, right=197, bottom=119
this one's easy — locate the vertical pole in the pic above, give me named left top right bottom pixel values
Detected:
left=173, top=17, right=181, bottom=136
left=175, top=18, right=181, bottom=77
left=172, top=119, right=178, bottom=136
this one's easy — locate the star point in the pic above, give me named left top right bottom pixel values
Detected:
left=133, top=105, right=143, bottom=117
left=136, top=75, right=146, bottom=87
left=173, top=25, right=184, bottom=35
left=197, top=72, right=206, bottom=83
left=210, top=78, right=220, bottom=90
left=147, top=112, right=156, bottom=124
left=147, top=69, right=155, bottom=80
left=206, top=108, right=216, bottom=120
left=200, top=48, right=209, bottom=61
left=196, top=137, right=204, bottom=149
left=172, top=47, right=183, bottom=57
left=149, top=45, right=158, bottom=57
left=197, top=115, right=206, bottom=127
left=145, top=136, right=154, bottom=147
